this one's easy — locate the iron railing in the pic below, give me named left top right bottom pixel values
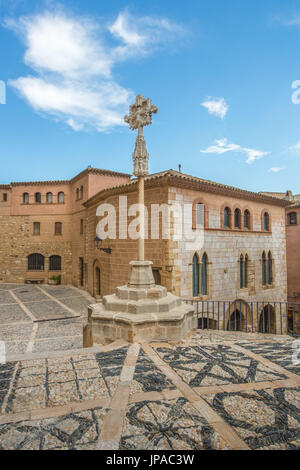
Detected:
left=182, top=300, right=300, bottom=337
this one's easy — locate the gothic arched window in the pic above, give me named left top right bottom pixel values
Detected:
left=192, top=254, right=200, bottom=297
left=268, top=251, right=273, bottom=285
left=262, top=252, right=267, bottom=286
left=201, top=253, right=208, bottom=295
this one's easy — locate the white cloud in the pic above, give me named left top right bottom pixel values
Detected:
left=269, top=167, right=284, bottom=173
left=289, top=140, right=300, bottom=154
left=201, top=98, right=228, bottom=119
left=6, top=8, right=183, bottom=132
left=200, top=138, right=270, bottom=164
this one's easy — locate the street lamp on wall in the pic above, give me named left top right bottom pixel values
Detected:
left=94, top=237, right=112, bottom=255
left=165, top=265, right=173, bottom=273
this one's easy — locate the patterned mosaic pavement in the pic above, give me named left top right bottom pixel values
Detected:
left=0, top=284, right=94, bottom=355
left=0, top=331, right=299, bottom=450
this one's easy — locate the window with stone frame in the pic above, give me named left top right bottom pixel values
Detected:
left=55, top=222, right=62, bottom=235
left=196, top=203, right=204, bottom=226
left=200, top=253, right=208, bottom=295
left=263, top=212, right=270, bottom=231
left=58, top=192, right=65, bottom=204
left=23, top=192, right=29, bottom=204
left=267, top=251, right=273, bottom=285
left=49, top=255, right=62, bottom=271
left=244, top=210, right=250, bottom=229
left=262, top=251, right=267, bottom=286
left=192, top=253, right=200, bottom=297
left=46, top=192, right=53, bottom=204
left=224, top=207, right=231, bottom=228
left=33, top=222, right=40, bottom=235
left=28, top=253, right=44, bottom=271
left=35, top=192, right=41, bottom=204
left=234, top=208, right=241, bottom=228
left=288, top=212, right=298, bottom=225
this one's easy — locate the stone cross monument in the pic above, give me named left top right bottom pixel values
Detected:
left=125, top=95, right=158, bottom=262
left=84, top=95, right=195, bottom=346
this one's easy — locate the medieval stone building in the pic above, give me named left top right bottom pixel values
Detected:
left=0, top=167, right=294, bottom=334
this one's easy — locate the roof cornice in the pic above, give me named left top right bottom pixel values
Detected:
left=3, top=167, right=131, bottom=187
left=84, top=170, right=291, bottom=208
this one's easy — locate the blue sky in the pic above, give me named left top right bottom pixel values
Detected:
left=1, top=0, right=300, bottom=193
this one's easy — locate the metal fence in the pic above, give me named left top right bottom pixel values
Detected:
left=182, top=300, right=300, bottom=337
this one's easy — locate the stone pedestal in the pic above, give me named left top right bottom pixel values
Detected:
left=84, top=261, right=196, bottom=345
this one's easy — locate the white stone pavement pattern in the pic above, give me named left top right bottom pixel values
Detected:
left=0, top=283, right=94, bottom=356
left=0, top=325, right=300, bottom=450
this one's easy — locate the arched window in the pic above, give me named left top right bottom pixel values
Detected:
left=244, top=210, right=250, bottom=229
left=288, top=212, right=297, bottom=225
left=240, top=254, right=244, bottom=289
left=201, top=253, right=208, bottom=295
left=49, top=255, right=62, bottom=271
left=244, top=254, right=248, bottom=288
left=263, top=212, right=270, bottom=231
left=35, top=192, right=41, bottom=203
left=234, top=208, right=241, bottom=228
left=55, top=222, right=62, bottom=235
left=58, top=192, right=65, bottom=204
left=196, top=203, right=204, bottom=226
left=23, top=192, right=29, bottom=204
left=224, top=207, right=231, bottom=228
left=192, top=254, right=200, bottom=297
left=46, top=192, right=53, bottom=204
left=262, top=252, right=267, bottom=286
left=28, top=253, right=44, bottom=271
left=268, top=251, right=273, bottom=285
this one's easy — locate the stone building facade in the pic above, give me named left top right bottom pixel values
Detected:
left=0, top=168, right=131, bottom=285
left=260, top=190, right=300, bottom=304
left=82, top=170, right=290, bottom=334
left=0, top=168, right=292, bottom=334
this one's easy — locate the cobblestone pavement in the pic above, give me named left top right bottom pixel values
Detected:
left=0, top=331, right=299, bottom=450
left=0, top=283, right=94, bottom=356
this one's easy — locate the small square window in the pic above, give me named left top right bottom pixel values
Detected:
left=2, top=193, right=7, bottom=202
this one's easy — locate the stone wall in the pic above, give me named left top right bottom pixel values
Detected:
left=169, top=186, right=287, bottom=303
left=0, top=215, right=73, bottom=284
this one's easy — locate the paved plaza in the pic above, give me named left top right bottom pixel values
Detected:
left=0, top=283, right=94, bottom=357
left=0, top=329, right=299, bottom=450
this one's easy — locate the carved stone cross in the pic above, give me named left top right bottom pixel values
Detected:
left=125, top=95, right=158, bottom=177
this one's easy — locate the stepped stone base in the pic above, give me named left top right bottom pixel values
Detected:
left=84, top=261, right=196, bottom=345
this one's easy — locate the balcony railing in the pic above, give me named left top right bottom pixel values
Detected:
left=182, top=300, right=300, bottom=337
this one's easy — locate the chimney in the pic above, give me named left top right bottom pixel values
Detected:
left=178, top=164, right=182, bottom=173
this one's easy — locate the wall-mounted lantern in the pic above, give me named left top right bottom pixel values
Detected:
left=94, top=237, right=112, bottom=255
left=165, top=265, right=173, bottom=273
